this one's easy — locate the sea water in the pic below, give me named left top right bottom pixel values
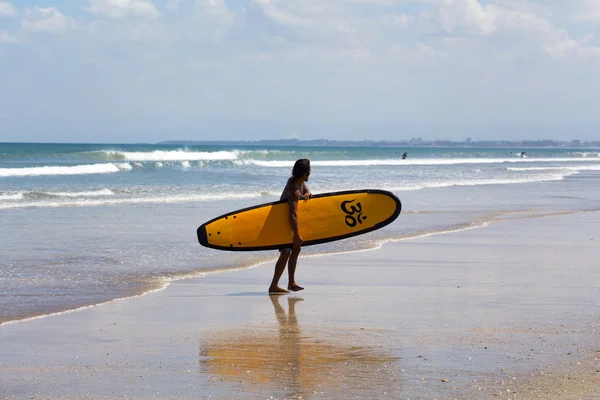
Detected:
left=1, top=143, right=600, bottom=324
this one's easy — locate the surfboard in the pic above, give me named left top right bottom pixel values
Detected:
left=197, top=189, right=401, bottom=251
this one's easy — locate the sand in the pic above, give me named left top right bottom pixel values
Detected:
left=1, top=212, right=599, bottom=399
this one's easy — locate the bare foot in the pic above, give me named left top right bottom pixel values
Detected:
left=287, top=283, right=304, bottom=292
left=269, top=285, right=290, bottom=295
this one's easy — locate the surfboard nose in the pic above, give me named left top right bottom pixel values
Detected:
left=197, top=225, right=208, bottom=246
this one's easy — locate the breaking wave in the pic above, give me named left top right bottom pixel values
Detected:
left=0, top=163, right=124, bottom=177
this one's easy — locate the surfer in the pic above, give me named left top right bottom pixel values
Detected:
left=269, top=159, right=312, bottom=294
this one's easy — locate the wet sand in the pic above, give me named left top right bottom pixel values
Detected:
left=1, top=212, right=599, bottom=399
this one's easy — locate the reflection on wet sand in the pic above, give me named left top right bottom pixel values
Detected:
left=199, top=296, right=402, bottom=398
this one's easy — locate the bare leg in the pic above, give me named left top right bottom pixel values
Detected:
left=287, top=248, right=304, bottom=292
left=269, top=250, right=290, bottom=294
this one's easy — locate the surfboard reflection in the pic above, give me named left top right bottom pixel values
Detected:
left=199, top=296, right=402, bottom=397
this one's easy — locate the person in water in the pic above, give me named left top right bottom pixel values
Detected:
left=269, top=159, right=312, bottom=294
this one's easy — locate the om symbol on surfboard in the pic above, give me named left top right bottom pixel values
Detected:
left=341, top=199, right=367, bottom=228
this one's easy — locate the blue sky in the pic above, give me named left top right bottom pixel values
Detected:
left=1, top=0, right=599, bottom=143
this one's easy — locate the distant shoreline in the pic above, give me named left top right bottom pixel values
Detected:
left=157, top=139, right=600, bottom=148
left=1, top=140, right=599, bottom=148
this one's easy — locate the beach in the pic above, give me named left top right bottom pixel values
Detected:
left=4, top=0, right=600, bottom=396
left=2, top=211, right=598, bottom=399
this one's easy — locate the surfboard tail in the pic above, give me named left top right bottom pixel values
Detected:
left=197, top=225, right=208, bottom=246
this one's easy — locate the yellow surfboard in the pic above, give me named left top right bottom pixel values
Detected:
left=197, top=189, right=401, bottom=251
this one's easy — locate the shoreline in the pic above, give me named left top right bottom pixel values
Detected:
left=3, top=208, right=597, bottom=328
left=2, top=211, right=599, bottom=399
left=0, top=212, right=516, bottom=326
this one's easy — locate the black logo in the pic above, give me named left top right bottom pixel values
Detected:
left=341, top=199, right=367, bottom=227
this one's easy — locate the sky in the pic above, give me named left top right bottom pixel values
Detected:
left=1, top=0, right=599, bottom=143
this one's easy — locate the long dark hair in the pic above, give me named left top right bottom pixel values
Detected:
left=292, top=159, right=310, bottom=178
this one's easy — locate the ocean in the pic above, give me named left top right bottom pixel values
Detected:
left=1, top=142, right=599, bottom=325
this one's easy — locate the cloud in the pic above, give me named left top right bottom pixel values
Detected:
left=0, top=30, right=18, bottom=43
left=166, top=0, right=179, bottom=12
left=570, top=1, right=600, bottom=23
left=20, top=7, right=76, bottom=33
left=412, top=0, right=600, bottom=62
left=0, top=1, right=18, bottom=18
left=86, top=0, right=160, bottom=20
left=384, top=13, right=414, bottom=29
left=419, top=0, right=497, bottom=36
left=491, top=8, right=600, bottom=60
left=256, top=0, right=312, bottom=27
left=546, top=33, right=600, bottom=60
left=2, top=0, right=600, bottom=142
left=192, top=0, right=234, bottom=25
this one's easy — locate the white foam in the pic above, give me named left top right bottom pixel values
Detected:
left=507, top=165, right=600, bottom=172
left=507, top=166, right=567, bottom=171
left=105, top=150, right=239, bottom=161
left=0, top=192, right=24, bottom=201
left=48, top=189, right=115, bottom=198
left=181, top=161, right=191, bottom=169
left=0, top=192, right=265, bottom=210
left=116, top=163, right=133, bottom=171
left=235, top=158, right=600, bottom=168
left=389, top=174, right=571, bottom=191
left=569, top=165, right=600, bottom=171
left=0, top=163, right=121, bottom=177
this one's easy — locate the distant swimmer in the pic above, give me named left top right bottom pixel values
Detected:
left=402, top=152, right=408, bottom=160
left=519, top=152, right=527, bottom=158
